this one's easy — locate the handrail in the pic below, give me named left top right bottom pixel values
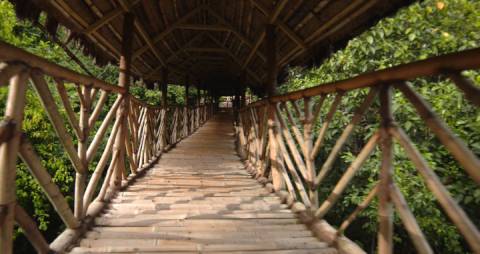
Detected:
left=236, top=48, right=480, bottom=253
left=0, top=41, right=125, bottom=93
left=0, top=41, right=214, bottom=253
left=247, top=47, right=480, bottom=106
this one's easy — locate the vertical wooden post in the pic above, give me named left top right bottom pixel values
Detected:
left=160, top=68, right=168, bottom=149
left=378, top=84, right=394, bottom=254
left=303, top=97, right=318, bottom=208
left=75, top=85, right=91, bottom=219
left=161, top=67, right=168, bottom=108
left=0, top=70, right=28, bottom=254
left=184, top=76, right=189, bottom=137
left=265, top=24, right=284, bottom=191
left=111, top=12, right=134, bottom=189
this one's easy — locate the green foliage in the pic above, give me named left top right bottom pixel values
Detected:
left=280, top=0, right=479, bottom=253
left=0, top=0, right=478, bottom=253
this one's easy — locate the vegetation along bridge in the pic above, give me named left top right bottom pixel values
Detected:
left=0, top=0, right=479, bottom=253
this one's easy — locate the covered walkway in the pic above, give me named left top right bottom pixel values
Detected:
left=69, top=112, right=335, bottom=253
left=0, top=1, right=479, bottom=253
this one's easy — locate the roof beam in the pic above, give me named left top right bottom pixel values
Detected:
left=205, top=6, right=266, bottom=61
left=186, top=47, right=227, bottom=53
left=175, top=24, right=229, bottom=32
left=243, top=0, right=306, bottom=69
left=132, top=5, right=205, bottom=60
left=206, top=33, right=261, bottom=84
left=84, top=0, right=140, bottom=35
left=118, top=0, right=166, bottom=67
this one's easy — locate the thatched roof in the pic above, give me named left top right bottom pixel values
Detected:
left=9, top=0, right=414, bottom=94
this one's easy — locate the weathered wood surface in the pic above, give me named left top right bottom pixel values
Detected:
left=68, top=113, right=335, bottom=254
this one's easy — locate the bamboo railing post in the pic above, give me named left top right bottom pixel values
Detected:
left=184, top=77, right=189, bottom=137
left=265, top=23, right=284, bottom=190
left=303, top=97, right=318, bottom=208
left=0, top=70, right=28, bottom=254
left=14, top=204, right=50, bottom=254
left=111, top=12, right=134, bottom=189
left=19, top=137, right=79, bottom=229
left=161, top=67, right=168, bottom=149
left=378, top=85, right=394, bottom=254
left=75, top=85, right=91, bottom=219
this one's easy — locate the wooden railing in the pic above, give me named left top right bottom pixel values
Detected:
left=236, top=48, right=480, bottom=254
left=0, top=41, right=213, bottom=253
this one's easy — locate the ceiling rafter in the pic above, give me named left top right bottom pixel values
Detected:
left=84, top=0, right=140, bottom=35
left=205, top=33, right=261, bottom=84
left=205, top=6, right=266, bottom=61
left=242, top=0, right=304, bottom=70
left=132, top=5, right=206, bottom=60
left=52, top=0, right=147, bottom=74
left=175, top=24, right=230, bottom=31
left=144, top=32, right=206, bottom=80
left=118, top=0, right=166, bottom=67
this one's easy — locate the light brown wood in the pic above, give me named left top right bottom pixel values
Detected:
left=31, top=72, right=85, bottom=174
left=0, top=41, right=125, bottom=93
left=19, top=138, right=80, bottom=229
left=14, top=204, right=51, bottom=254
left=314, top=88, right=377, bottom=185
left=396, top=82, right=480, bottom=184
left=315, top=132, right=379, bottom=218
left=68, top=113, right=334, bottom=254
left=390, top=126, right=480, bottom=252
left=0, top=70, right=28, bottom=253
left=377, top=85, right=393, bottom=254
left=390, top=183, right=433, bottom=254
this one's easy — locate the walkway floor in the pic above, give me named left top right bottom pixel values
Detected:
left=69, top=112, right=335, bottom=253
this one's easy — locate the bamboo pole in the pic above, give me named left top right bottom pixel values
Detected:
left=0, top=41, right=125, bottom=93
left=0, top=63, right=25, bottom=87
left=446, top=71, right=480, bottom=107
left=31, top=72, right=84, bottom=174
left=396, top=82, right=480, bottom=184
left=274, top=129, right=311, bottom=206
left=54, top=79, right=82, bottom=139
left=280, top=102, right=305, bottom=150
left=390, top=126, right=480, bottom=252
left=378, top=85, right=394, bottom=254
left=311, top=92, right=344, bottom=158
left=0, top=70, right=28, bottom=254
left=275, top=105, right=309, bottom=180
left=14, top=204, right=50, bottom=254
left=314, top=88, right=377, bottom=185
left=337, top=184, right=378, bottom=235
left=315, top=131, right=379, bottom=218
left=75, top=85, right=91, bottom=219
left=0, top=119, right=15, bottom=144
left=302, top=97, right=318, bottom=207
left=88, top=90, right=109, bottom=128
left=247, top=47, right=480, bottom=105
left=111, top=12, right=134, bottom=189
left=390, top=183, right=433, bottom=254
left=86, top=96, right=123, bottom=162
left=18, top=138, right=79, bottom=229
left=83, top=116, right=122, bottom=212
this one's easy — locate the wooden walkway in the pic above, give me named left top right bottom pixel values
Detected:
left=69, top=112, right=335, bottom=254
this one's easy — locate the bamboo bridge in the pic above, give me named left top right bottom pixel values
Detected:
left=0, top=1, right=479, bottom=253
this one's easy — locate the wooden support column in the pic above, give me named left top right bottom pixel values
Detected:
left=265, top=24, right=284, bottom=191
left=378, top=85, right=394, bottom=254
left=160, top=67, right=168, bottom=108
left=160, top=68, right=168, bottom=149
left=184, top=75, right=189, bottom=137
left=0, top=70, right=28, bottom=254
left=111, top=12, right=134, bottom=189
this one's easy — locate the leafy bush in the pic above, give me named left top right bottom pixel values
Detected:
left=279, top=0, right=479, bottom=253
